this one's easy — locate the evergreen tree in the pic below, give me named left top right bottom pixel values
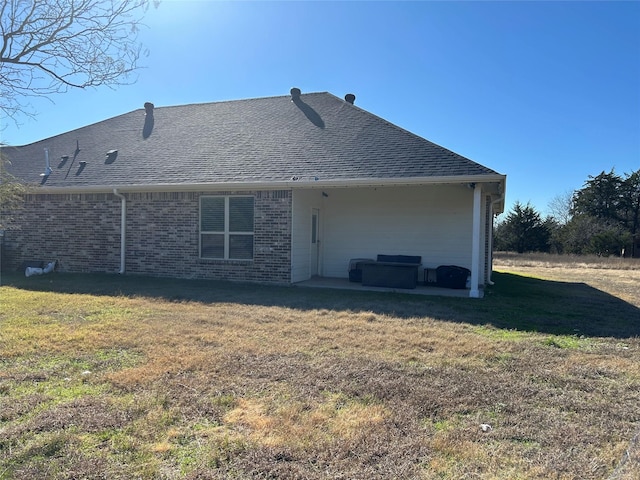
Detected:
left=572, top=169, right=624, bottom=221
left=494, top=202, right=551, bottom=253
left=568, top=168, right=640, bottom=256
left=620, top=171, right=640, bottom=257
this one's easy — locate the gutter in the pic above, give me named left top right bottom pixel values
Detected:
left=32, top=174, right=507, bottom=195
left=112, top=188, right=126, bottom=274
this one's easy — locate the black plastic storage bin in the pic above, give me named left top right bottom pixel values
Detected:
left=436, top=265, right=470, bottom=289
left=348, top=258, right=374, bottom=282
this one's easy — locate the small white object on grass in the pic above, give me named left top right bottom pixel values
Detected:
left=480, top=424, right=492, bottom=432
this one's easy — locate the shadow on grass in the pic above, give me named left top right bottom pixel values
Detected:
left=2, top=271, right=639, bottom=338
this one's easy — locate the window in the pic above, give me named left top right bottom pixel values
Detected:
left=311, top=213, right=318, bottom=244
left=200, top=196, right=254, bottom=259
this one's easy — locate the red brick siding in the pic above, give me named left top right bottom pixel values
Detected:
left=2, top=190, right=292, bottom=284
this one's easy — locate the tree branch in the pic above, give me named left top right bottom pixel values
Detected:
left=0, top=0, right=157, bottom=120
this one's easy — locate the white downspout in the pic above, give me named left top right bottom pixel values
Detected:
left=469, top=184, right=481, bottom=298
left=113, top=189, right=126, bottom=274
left=487, top=193, right=505, bottom=285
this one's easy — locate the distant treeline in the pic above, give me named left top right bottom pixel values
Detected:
left=495, top=169, right=640, bottom=258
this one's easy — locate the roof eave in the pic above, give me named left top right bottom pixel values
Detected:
left=30, top=174, right=507, bottom=194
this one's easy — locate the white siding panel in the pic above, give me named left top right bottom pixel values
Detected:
left=321, top=185, right=474, bottom=279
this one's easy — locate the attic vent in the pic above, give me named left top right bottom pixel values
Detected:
left=105, top=149, right=118, bottom=164
left=290, top=87, right=301, bottom=100
left=345, top=93, right=356, bottom=104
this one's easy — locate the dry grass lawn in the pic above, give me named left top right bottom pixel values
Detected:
left=494, top=252, right=640, bottom=307
left=1, top=256, right=639, bottom=479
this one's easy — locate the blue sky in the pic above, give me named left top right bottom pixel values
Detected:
left=1, top=1, right=638, bottom=217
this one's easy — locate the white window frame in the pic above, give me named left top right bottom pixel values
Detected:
left=200, top=195, right=254, bottom=260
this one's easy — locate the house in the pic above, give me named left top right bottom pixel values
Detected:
left=1, top=89, right=506, bottom=297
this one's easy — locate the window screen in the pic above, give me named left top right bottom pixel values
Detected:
left=200, top=196, right=254, bottom=260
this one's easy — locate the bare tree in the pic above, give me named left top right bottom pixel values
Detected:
left=547, top=190, right=573, bottom=225
left=0, top=0, right=158, bottom=121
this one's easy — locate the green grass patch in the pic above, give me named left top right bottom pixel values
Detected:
left=541, top=335, right=591, bottom=349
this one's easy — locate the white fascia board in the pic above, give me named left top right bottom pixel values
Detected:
left=32, top=174, right=506, bottom=194
left=308, top=174, right=507, bottom=189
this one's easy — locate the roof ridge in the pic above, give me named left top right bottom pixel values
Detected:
left=2, top=91, right=332, bottom=147
left=148, top=91, right=332, bottom=112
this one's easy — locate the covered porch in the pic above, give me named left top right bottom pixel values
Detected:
left=291, top=183, right=502, bottom=298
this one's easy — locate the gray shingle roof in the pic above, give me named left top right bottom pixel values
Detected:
left=3, top=92, right=503, bottom=190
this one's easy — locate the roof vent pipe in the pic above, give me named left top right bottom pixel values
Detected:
left=42, top=148, right=52, bottom=176
left=290, top=87, right=301, bottom=100
left=344, top=93, right=356, bottom=105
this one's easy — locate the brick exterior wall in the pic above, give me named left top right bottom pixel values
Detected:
left=2, top=190, right=292, bottom=284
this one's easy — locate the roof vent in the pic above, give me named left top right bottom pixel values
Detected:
left=345, top=93, right=356, bottom=105
left=40, top=148, right=52, bottom=177
left=105, top=149, right=118, bottom=164
left=143, top=103, right=155, bottom=139
left=290, top=87, right=301, bottom=100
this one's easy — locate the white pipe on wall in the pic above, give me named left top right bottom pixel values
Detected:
left=113, top=189, right=126, bottom=274
left=469, top=184, right=482, bottom=298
